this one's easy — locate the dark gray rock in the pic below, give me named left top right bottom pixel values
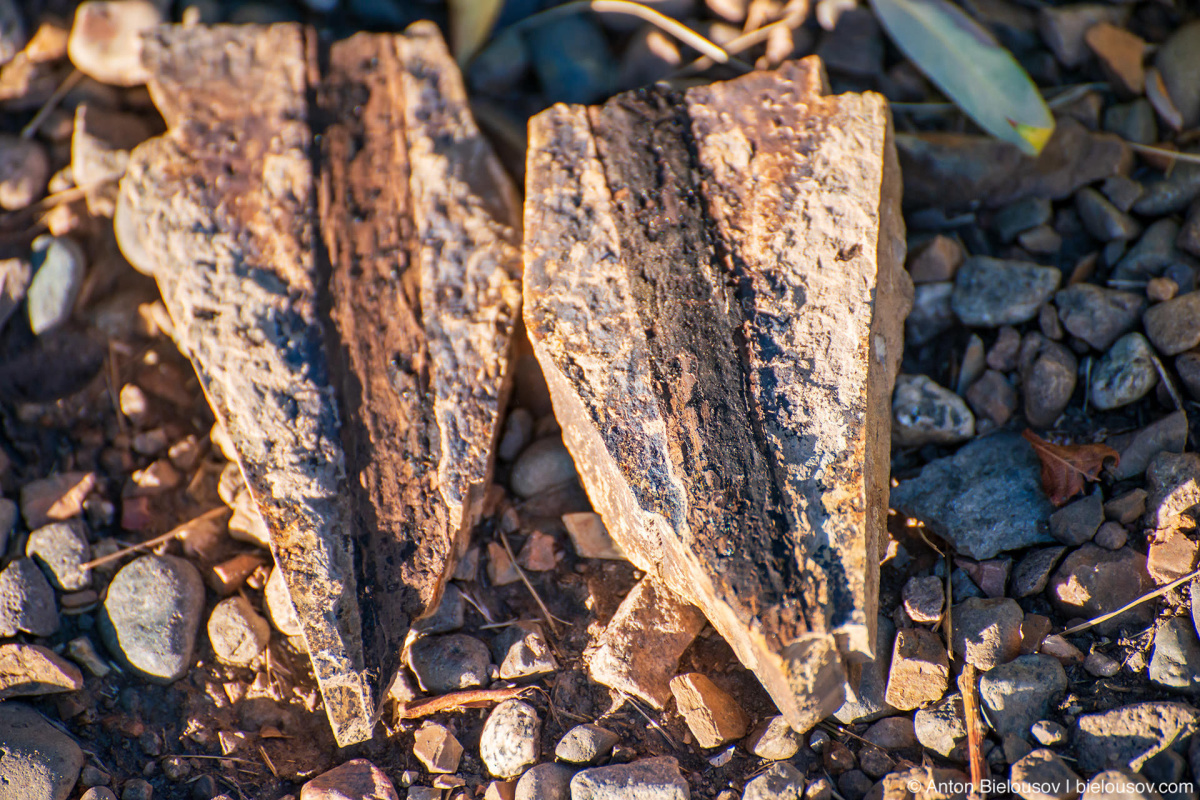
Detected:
left=26, top=236, right=85, bottom=335
left=99, top=555, right=204, bottom=682
left=0, top=557, right=59, bottom=637
left=891, top=374, right=974, bottom=447
left=528, top=16, right=614, bottom=105
left=1149, top=617, right=1200, bottom=694
left=408, top=633, right=492, bottom=693
left=1113, top=219, right=1182, bottom=281
left=0, top=498, right=14, bottom=557
left=914, top=694, right=967, bottom=760
left=510, top=436, right=579, bottom=499
left=556, top=724, right=620, bottom=765
left=816, top=8, right=883, bottom=78
left=1111, top=411, right=1188, bottom=480
left=907, top=282, right=956, bottom=345
left=25, top=519, right=91, bottom=591
left=1094, top=521, right=1128, bottom=550
left=952, top=257, right=1061, bottom=328
left=497, top=408, right=535, bottom=462
left=1053, top=284, right=1143, bottom=351
left=481, top=700, right=541, bottom=779
left=978, top=655, right=1067, bottom=736
left=0, top=257, right=30, bottom=334
left=517, top=763, right=574, bottom=800
left=1145, top=292, right=1200, bottom=356
left=414, top=583, right=464, bottom=635
left=1077, top=188, right=1141, bottom=242
left=890, top=432, right=1055, bottom=560
left=1011, top=547, right=1067, bottom=597
left=1104, top=99, right=1158, bottom=145
left=834, top=616, right=897, bottom=723
left=491, top=620, right=557, bottom=679
left=1076, top=703, right=1199, bottom=773
left=1156, top=21, right=1200, bottom=129
left=1091, top=333, right=1159, bottom=410
left=0, top=0, right=25, bottom=65
left=1051, top=545, right=1155, bottom=635
left=1022, top=341, right=1077, bottom=427
left=0, top=702, right=84, bottom=800
left=1038, top=4, right=1127, bottom=68
left=864, top=716, right=917, bottom=750
left=1049, top=493, right=1103, bottom=546
left=993, top=197, right=1051, bottom=243
left=1133, top=154, right=1200, bottom=217
left=1102, top=175, right=1145, bottom=213
left=836, top=770, right=871, bottom=800
left=570, top=757, right=689, bottom=800
left=951, top=597, right=1023, bottom=670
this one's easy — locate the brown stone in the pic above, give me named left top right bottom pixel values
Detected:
left=585, top=576, right=706, bottom=709
left=562, top=512, right=626, bottom=561
left=19, top=472, right=96, bottom=529
left=413, top=722, right=463, bottom=774
left=116, top=24, right=521, bottom=745
left=1085, top=23, right=1146, bottom=98
left=885, top=628, right=949, bottom=711
left=907, top=235, right=964, bottom=284
left=301, top=759, right=400, bottom=800
left=668, top=673, right=750, bottom=748
left=966, top=370, right=1017, bottom=427
left=0, top=643, right=84, bottom=700
left=525, top=56, right=911, bottom=735
left=1050, top=545, right=1156, bottom=634
left=1147, top=530, right=1199, bottom=585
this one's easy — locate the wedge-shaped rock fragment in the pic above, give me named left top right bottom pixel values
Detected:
left=523, top=56, right=911, bottom=733
left=116, top=23, right=521, bottom=745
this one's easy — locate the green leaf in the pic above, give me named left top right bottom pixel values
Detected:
left=869, top=0, right=1054, bottom=155
left=449, top=0, right=505, bottom=64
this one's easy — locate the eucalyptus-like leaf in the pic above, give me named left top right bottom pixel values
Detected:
left=449, top=0, right=505, bottom=64
left=869, top=0, right=1054, bottom=155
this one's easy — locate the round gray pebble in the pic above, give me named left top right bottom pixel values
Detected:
left=0, top=702, right=84, bottom=800
left=207, top=595, right=271, bottom=666
left=0, top=556, right=60, bottom=637
left=27, top=235, right=86, bottom=335
left=100, top=554, right=205, bottom=682
left=510, top=437, right=578, bottom=498
left=744, top=762, right=805, bottom=800
left=408, top=633, right=492, bottom=693
left=516, top=762, right=574, bottom=800
left=480, top=699, right=541, bottom=778
left=1090, top=332, right=1159, bottom=410
left=556, top=724, right=620, bottom=764
left=26, top=519, right=92, bottom=591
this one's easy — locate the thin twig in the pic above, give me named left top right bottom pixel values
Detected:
left=79, top=506, right=229, bottom=569
left=395, top=685, right=538, bottom=719
left=961, top=664, right=986, bottom=798
left=21, top=68, right=82, bottom=139
left=498, top=529, right=567, bottom=637
left=674, top=8, right=806, bottom=76
left=1059, top=565, right=1200, bottom=636
left=1126, top=141, right=1200, bottom=165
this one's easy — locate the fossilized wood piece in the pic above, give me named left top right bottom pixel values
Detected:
left=116, top=23, right=521, bottom=745
left=523, top=56, right=911, bottom=734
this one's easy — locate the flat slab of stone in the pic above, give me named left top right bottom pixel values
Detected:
left=891, top=431, right=1056, bottom=560
left=117, top=23, right=520, bottom=745
left=524, top=55, right=911, bottom=735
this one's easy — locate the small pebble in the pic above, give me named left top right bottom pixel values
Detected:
left=25, top=518, right=92, bottom=591
left=492, top=620, right=557, bottom=680
left=264, top=567, right=302, bottom=637
left=562, top=512, right=625, bottom=561
left=408, top=633, right=492, bottom=693
left=1083, top=652, right=1120, bottom=677
left=510, top=437, right=578, bottom=498
left=480, top=700, right=540, bottom=779
left=884, top=628, right=949, bottom=711
left=951, top=597, right=1023, bottom=670
left=952, top=257, right=1061, bottom=328
left=569, top=757, right=688, bottom=800
left=1048, top=493, right=1103, bottom=546
left=0, top=642, right=83, bottom=700
left=515, top=763, right=573, bottom=800
left=27, top=235, right=86, bottom=335
left=743, top=716, right=800, bottom=760
left=1144, top=292, right=1200, bottom=356
left=301, top=759, right=400, bottom=800
left=415, top=583, right=465, bottom=635
left=0, top=557, right=59, bottom=637
left=1023, top=341, right=1077, bottom=427
left=413, top=722, right=464, bottom=774
left=100, top=555, right=205, bottom=681
left=669, top=672, right=750, bottom=748
left=1090, top=332, right=1158, bottom=410
left=207, top=596, right=270, bottom=666
left=1053, top=284, right=1143, bottom=351
left=498, top=408, right=534, bottom=461
left=0, top=134, right=49, bottom=210
left=913, top=694, right=966, bottom=759
left=1093, top=521, right=1127, bottom=550
left=902, top=575, right=944, bottom=624
left=1031, top=720, right=1068, bottom=746
left=556, top=724, right=620, bottom=765
left=907, top=235, right=963, bottom=283
left=891, top=374, right=974, bottom=447
left=744, top=762, right=806, bottom=800
left=68, top=0, right=162, bottom=86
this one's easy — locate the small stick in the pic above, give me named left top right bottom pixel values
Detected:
left=961, top=664, right=987, bottom=798
left=1126, top=141, right=1200, bottom=165
left=1059, top=565, right=1200, bottom=636
left=498, top=529, right=567, bottom=637
left=79, top=506, right=230, bottom=569
left=21, top=68, right=82, bottom=140
left=257, top=745, right=278, bottom=778
left=395, top=686, right=538, bottom=719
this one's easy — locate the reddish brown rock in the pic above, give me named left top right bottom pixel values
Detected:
left=0, top=643, right=84, bottom=700
left=525, top=55, right=910, bottom=735
left=1050, top=545, right=1156, bottom=634
left=669, top=673, right=750, bottom=748
left=885, top=628, right=949, bottom=711
left=301, top=759, right=400, bottom=800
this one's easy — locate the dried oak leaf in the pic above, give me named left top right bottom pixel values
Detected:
left=1022, top=429, right=1119, bottom=506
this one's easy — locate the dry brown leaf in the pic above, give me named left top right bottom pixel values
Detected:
left=1022, top=429, right=1119, bottom=506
